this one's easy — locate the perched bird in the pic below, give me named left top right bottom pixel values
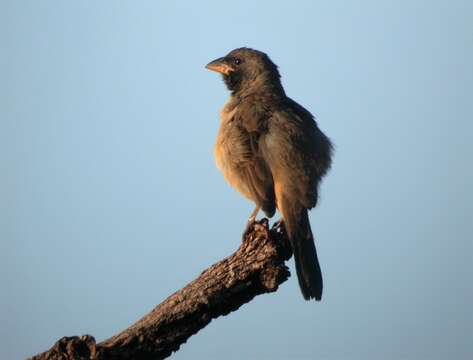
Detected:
left=205, top=48, right=333, bottom=300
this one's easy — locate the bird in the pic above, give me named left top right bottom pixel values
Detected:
left=205, top=48, right=333, bottom=301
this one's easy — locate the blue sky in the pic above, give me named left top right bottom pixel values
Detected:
left=1, top=1, right=472, bottom=359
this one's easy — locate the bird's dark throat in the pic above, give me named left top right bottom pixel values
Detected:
left=222, top=71, right=243, bottom=94
left=223, top=70, right=285, bottom=98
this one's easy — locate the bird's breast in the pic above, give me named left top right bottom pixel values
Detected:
left=213, top=100, right=254, bottom=200
left=214, top=99, right=239, bottom=171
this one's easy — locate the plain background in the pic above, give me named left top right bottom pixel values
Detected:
left=2, top=1, right=472, bottom=359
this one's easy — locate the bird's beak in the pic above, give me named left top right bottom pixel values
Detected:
left=205, top=57, right=234, bottom=75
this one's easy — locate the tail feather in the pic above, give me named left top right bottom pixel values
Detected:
left=288, top=210, right=323, bottom=300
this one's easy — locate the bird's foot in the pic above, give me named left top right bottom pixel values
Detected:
left=272, top=219, right=284, bottom=231
left=270, top=219, right=292, bottom=260
left=271, top=219, right=287, bottom=240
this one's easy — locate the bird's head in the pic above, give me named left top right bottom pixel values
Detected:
left=205, top=47, right=284, bottom=96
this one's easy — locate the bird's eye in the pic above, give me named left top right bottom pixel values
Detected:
left=234, top=58, right=241, bottom=65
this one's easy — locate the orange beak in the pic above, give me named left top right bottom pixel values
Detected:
left=205, top=57, right=235, bottom=75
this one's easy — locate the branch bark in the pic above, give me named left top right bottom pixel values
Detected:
left=29, top=219, right=292, bottom=360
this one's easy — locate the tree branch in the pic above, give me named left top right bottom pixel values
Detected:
left=29, top=219, right=292, bottom=360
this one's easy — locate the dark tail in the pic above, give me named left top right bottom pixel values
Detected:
left=287, top=209, right=323, bottom=301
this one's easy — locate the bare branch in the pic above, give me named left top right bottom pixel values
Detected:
left=29, top=219, right=291, bottom=360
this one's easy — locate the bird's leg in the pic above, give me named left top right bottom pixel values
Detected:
left=249, top=206, right=260, bottom=222
left=242, top=206, right=261, bottom=241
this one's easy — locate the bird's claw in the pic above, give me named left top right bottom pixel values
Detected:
left=272, top=219, right=285, bottom=233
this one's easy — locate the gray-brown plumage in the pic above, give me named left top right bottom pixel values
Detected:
left=206, top=48, right=333, bottom=300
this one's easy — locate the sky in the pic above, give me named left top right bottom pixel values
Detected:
left=1, top=1, right=472, bottom=359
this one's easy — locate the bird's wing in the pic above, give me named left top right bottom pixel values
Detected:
left=261, top=99, right=333, bottom=211
left=235, top=120, right=276, bottom=217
